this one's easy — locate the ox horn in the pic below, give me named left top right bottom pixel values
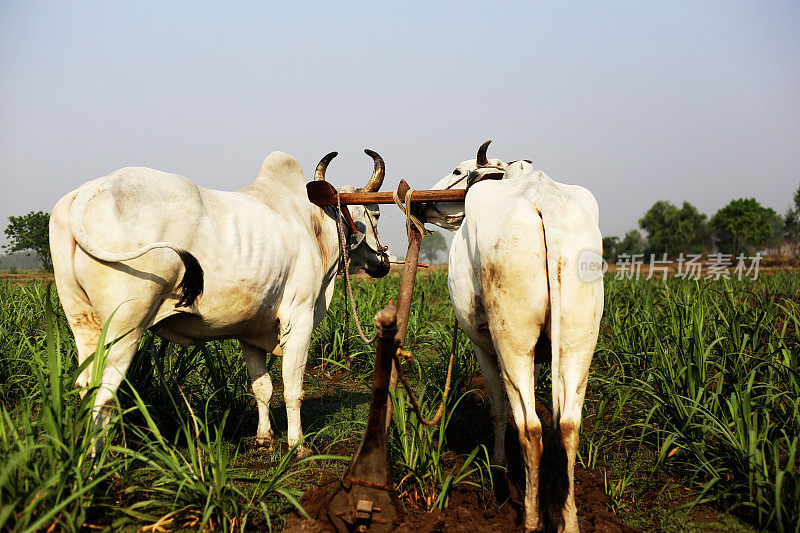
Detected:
left=476, top=140, right=492, bottom=167
left=315, top=151, right=338, bottom=181
left=362, top=149, right=385, bottom=192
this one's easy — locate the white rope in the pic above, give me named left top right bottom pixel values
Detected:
left=392, top=188, right=430, bottom=239
left=336, top=195, right=377, bottom=345
left=392, top=318, right=458, bottom=427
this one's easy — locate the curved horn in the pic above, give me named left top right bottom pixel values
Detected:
left=362, top=149, right=385, bottom=192
left=314, top=151, right=338, bottom=181
left=476, top=140, right=492, bottom=167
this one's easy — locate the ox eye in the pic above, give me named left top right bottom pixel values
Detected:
left=453, top=169, right=461, bottom=175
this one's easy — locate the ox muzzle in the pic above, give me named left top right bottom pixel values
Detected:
left=364, top=248, right=391, bottom=278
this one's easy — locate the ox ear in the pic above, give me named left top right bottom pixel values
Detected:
left=350, top=228, right=366, bottom=249
left=349, top=218, right=367, bottom=249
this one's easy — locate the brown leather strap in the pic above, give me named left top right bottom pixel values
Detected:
left=466, top=170, right=506, bottom=192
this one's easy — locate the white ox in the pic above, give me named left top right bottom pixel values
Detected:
left=424, top=142, right=604, bottom=532
left=49, top=150, right=390, bottom=456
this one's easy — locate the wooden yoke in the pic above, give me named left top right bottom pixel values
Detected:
left=307, top=180, right=467, bottom=207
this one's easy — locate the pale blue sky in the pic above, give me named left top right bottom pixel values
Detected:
left=1, top=1, right=798, bottom=255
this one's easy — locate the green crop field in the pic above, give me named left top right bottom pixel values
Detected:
left=0, top=271, right=798, bottom=532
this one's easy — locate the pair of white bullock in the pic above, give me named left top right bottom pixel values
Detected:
left=50, top=143, right=602, bottom=532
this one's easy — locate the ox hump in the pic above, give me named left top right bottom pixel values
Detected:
left=252, top=151, right=306, bottom=197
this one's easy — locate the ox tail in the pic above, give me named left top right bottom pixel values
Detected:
left=68, top=186, right=204, bottom=308
left=536, top=207, right=569, bottom=533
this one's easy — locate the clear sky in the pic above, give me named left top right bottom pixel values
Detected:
left=1, top=1, right=798, bottom=256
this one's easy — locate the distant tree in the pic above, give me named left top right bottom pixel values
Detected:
left=784, top=182, right=800, bottom=254
left=0, top=251, right=42, bottom=271
left=419, top=231, right=447, bottom=264
left=639, top=200, right=711, bottom=257
left=795, top=181, right=800, bottom=213
left=709, top=198, right=779, bottom=256
left=616, top=229, right=646, bottom=256
left=602, top=236, right=619, bottom=262
left=784, top=208, right=800, bottom=252
left=3, top=211, right=52, bottom=272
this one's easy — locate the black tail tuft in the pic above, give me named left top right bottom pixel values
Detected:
left=175, top=249, right=203, bottom=308
left=538, top=418, right=569, bottom=533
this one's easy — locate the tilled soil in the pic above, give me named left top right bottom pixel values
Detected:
left=284, top=465, right=636, bottom=532
left=0, top=272, right=54, bottom=285
left=285, top=373, right=638, bottom=532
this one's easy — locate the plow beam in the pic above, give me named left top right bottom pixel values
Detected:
left=315, top=178, right=445, bottom=531
left=328, top=303, right=404, bottom=532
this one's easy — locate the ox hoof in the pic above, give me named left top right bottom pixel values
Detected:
left=490, top=463, right=508, bottom=487
left=491, top=454, right=508, bottom=469
left=253, top=434, right=276, bottom=451
left=75, top=378, right=90, bottom=399
left=523, top=521, right=542, bottom=533
left=293, top=443, right=312, bottom=459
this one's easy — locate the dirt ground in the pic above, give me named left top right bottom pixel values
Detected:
left=284, top=372, right=637, bottom=533
left=0, top=271, right=54, bottom=285
left=282, top=368, right=752, bottom=533
left=284, top=467, right=637, bottom=533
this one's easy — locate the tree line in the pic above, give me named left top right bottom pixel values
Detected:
left=604, top=182, right=800, bottom=262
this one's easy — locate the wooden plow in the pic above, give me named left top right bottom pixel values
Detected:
left=306, top=179, right=466, bottom=532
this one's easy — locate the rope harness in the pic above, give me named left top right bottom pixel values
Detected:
left=392, top=188, right=429, bottom=238
left=333, top=188, right=457, bottom=427
left=393, top=317, right=457, bottom=427
left=336, top=193, right=378, bottom=345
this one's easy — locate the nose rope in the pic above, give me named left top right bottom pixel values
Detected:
left=445, top=174, right=468, bottom=190
left=363, top=203, right=388, bottom=256
left=336, top=194, right=378, bottom=345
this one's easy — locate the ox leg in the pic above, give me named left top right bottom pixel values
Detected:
left=241, top=341, right=275, bottom=449
left=551, top=274, right=602, bottom=532
left=90, top=325, right=144, bottom=455
left=502, top=355, right=543, bottom=531
left=50, top=193, right=98, bottom=395
left=50, top=266, right=101, bottom=395
left=65, top=307, right=103, bottom=395
left=552, top=344, right=594, bottom=533
left=280, top=312, right=313, bottom=458
left=473, top=343, right=509, bottom=467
